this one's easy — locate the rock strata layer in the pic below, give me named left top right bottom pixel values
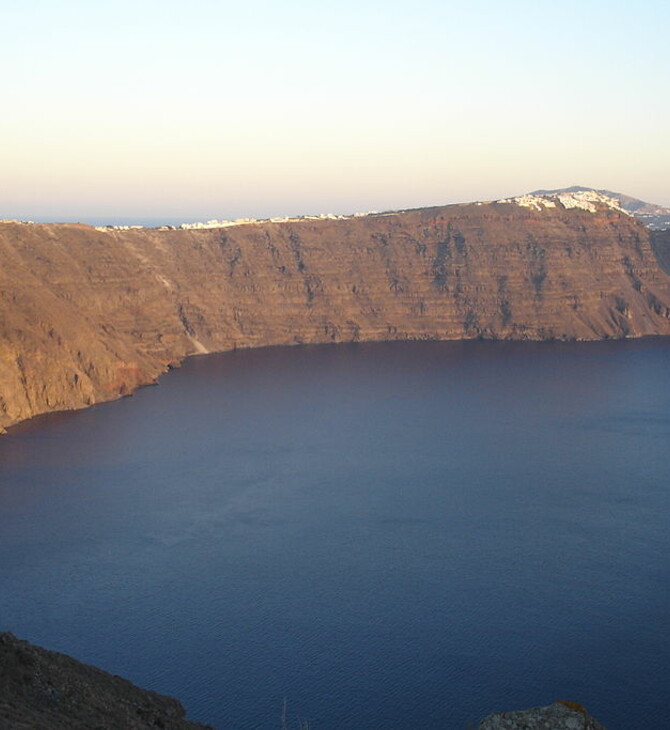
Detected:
left=0, top=632, right=209, bottom=729
left=2, top=200, right=670, bottom=431
left=479, top=700, right=607, bottom=729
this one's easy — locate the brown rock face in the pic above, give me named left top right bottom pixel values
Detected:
left=1, top=201, right=670, bottom=432
left=651, top=229, right=670, bottom=275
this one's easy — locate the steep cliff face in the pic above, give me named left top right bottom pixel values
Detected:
left=1, top=199, right=670, bottom=431
left=651, top=229, right=670, bottom=275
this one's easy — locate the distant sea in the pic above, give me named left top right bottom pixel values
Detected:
left=1, top=339, right=669, bottom=729
left=23, top=216, right=199, bottom=227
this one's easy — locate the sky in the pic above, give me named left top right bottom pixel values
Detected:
left=2, top=0, right=669, bottom=223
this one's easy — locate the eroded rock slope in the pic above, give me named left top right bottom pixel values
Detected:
left=1, top=198, right=670, bottom=431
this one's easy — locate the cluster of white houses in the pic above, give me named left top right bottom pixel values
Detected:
left=94, top=210, right=382, bottom=232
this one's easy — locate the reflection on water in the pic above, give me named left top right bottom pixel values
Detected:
left=1, top=338, right=669, bottom=729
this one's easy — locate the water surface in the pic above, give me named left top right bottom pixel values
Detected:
left=1, top=339, right=669, bottom=728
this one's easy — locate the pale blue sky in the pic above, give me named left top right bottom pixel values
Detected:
left=2, top=0, right=668, bottom=221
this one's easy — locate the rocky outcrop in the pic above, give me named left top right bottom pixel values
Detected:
left=0, top=632, right=209, bottom=729
left=479, top=701, right=607, bottom=729
left=2, top=198, right=670, bottom=432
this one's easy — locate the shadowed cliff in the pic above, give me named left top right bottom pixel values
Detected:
left=1, top=199, right=670, bottom=431
left=651, top=229, right=670, bottom=275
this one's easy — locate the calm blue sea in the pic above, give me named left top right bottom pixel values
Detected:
left=1, top=339, right=669, bottom=729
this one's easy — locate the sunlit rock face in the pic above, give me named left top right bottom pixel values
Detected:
left=2, top=197, right=670, bottom=431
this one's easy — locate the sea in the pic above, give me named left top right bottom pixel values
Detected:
left=1, top=338, right=669, bottom=729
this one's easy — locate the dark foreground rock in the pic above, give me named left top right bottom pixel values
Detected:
left=1, top=631, right=612, bottom=730
left=479, top=701, right=607, bottom=729
left=0, top=632, right=210, bottom=730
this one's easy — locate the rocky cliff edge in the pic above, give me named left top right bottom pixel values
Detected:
left=2, top=197, right=670, bottom=432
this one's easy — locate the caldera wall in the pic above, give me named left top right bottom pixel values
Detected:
left=1, top=201, right=670, bottom=431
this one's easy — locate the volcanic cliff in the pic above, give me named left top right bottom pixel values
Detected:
left=1, top=194, right=670, bottom=432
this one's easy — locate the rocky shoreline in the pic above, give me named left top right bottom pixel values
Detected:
left=1, top=631, right=609, bottom=729
left=0, top=632, right=210, bottom=729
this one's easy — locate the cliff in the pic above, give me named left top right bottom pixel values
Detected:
left=2, top=196, right=670, bottom=432
left=0, top=632, right=209, bottom=729
left=651, top=229, right=670, bottom=275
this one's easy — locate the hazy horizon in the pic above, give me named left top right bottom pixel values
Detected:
left=3, top=1, right=668, bottom=220
left=5, top=184, right=669, bottom=228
